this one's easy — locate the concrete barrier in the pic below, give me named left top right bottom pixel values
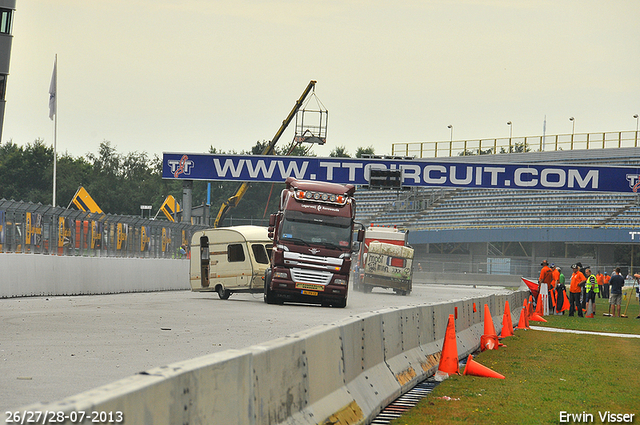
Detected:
left=0, top=254, right=189, bottom=298
left=19, top=291, right=527, bottom=425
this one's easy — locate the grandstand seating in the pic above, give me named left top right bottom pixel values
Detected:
left=354, top=148, right=640, bottom=230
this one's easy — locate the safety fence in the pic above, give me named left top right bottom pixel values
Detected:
left=391, top=130, right=640, bottom=158
left=0, top=199, right=208, bottom=258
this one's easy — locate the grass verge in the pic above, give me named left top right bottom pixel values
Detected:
left=391, top=290, right=640, bottom=425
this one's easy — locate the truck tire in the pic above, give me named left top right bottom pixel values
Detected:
left=263, top=270, right=278, bottom=304
left=363, top=285, right=372, bottom=294
left=332, top=298, right=347, bottom=308
left=217, top=286, right=231, bottom=300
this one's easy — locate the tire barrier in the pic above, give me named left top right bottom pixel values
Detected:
left=18, top=291, right=527, bottom=424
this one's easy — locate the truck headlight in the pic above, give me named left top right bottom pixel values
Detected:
left=334, top=278, right=347, bottom=286
left=274, top=271, right=288, bottom=279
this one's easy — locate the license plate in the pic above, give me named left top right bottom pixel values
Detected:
left=296, top=283, right=324, bottom=292
left=301, top=290, right=318, bottom=296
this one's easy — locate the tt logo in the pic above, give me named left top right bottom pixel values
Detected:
left=626, top=174, right=640, bottom=192
left=168, top=155, right=194, bottom=178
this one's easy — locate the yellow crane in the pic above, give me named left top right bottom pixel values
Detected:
left=213, top=80, right=322, bottom=228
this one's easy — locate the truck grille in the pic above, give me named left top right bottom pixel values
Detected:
left=290, top=268, right=332, bottom=286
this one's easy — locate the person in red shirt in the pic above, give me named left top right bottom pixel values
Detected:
left=538, top=260, right=554, bottom=315
left=550, top=264, right=561, bottom=313
left=569, top=264, right=586, bottom=317
left=596, top=271, right=604, bottom=298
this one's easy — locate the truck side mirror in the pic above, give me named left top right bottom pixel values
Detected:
left=268, top=232, right=274, bottom=240
left=357, top=229, right=365, bottom=242
left=269, top=214, right=276, bottom=227
left=351, top=241, right=360, bottom=253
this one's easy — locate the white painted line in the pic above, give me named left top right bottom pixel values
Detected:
left=529, top=326, right=640, bottom=339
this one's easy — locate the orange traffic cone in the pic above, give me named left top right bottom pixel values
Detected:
left=501, top=300, right=514, bottom=338
left=436, top=314, right=459, bottom=377
left=516, top=307, right=529, bottom=329
left=529, top=312, right=548, bottom=322
left=480, top=304, right=500, bottom=351
left=535, top=293, right=544, bottom=316
left=585, top=300, right=595, bottom=318
left=463, top=355, right=505, bottom=379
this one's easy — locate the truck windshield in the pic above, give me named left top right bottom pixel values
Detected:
left=280, top=210, right=351, bottom=249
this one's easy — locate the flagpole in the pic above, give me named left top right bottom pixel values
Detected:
left=53, top=93, right=57, bottom=206
left=50, top=55, right=57, bottom=207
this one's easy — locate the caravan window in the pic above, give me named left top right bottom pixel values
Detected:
left=227, top=244, right=245, bottom=262
left=251, top=244, right=269, bottom=264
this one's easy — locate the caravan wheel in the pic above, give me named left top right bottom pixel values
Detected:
left=217, top=286, right=231, bottom=300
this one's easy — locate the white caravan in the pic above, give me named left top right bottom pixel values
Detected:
left=190, top=226, right=272, bottom=299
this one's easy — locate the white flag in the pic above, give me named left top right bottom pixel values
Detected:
left=49, top=57, right=56, bottom=120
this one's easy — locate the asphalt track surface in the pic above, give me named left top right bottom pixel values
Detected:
left=0, top=283, right=513, bottom=412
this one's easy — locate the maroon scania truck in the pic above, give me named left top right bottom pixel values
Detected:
left=264, top=177, right=364, bottom=308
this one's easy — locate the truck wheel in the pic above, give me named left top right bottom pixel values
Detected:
left=264, top=270, right=278, bottom=304
left=333, top=298, right=347, bottom=308
left=217, top=286, right=231, bottom=300
left=363, top=285, right=372, bottom=294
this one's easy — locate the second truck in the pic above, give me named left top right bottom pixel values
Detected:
left=352, top=225, right=414, bottom=295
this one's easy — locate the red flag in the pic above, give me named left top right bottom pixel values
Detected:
left=521, top=277, right=540, bottom=298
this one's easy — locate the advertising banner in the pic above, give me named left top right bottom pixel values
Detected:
left=28, top=213, right=43, bottom=249
left=161, top=227, right=170, bottom=253
left=116, top=223, right=128, bottom=251
left=162, top=152, right=640, bottom=193
left=140, top=226, right=150, bottom=252
left=91, top=221, right=102, bottom=250
left=0, top=210, right=4, bottom=251
left=58, top=217, right=71, bottom=248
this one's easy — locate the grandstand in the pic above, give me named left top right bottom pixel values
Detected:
left=354, top=147, right=640, bottom=279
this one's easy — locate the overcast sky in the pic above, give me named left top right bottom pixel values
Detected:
left=4, top=0, right=640, bottom=159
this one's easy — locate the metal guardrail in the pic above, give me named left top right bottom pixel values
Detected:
left=0, top=199, right=208, bottom=258
left=391, top=130, right=640, bottom=158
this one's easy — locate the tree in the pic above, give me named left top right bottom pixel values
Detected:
left=458, top=147, right=494, bottom=156
left=500, top=142, right=531, bottom=154
left=329, top=146, right=350, bottom=157
left=355, top=146, right=375, bottom=158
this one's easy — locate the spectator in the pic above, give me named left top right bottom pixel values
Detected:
left=634, top=274, right=640, bottom=319
left=568, top=264, right=585, bottom=317
left=538, top=260, right=553, bottom=315
left=550, top=263, right=559, bottom=311
left=555, top=266, right=567, bottom=315
left=596, top=271, right=604, bottom=298
left=603, top=272, right=610, bottom=299
left=575, top=262, right=587, bottom=311
left=584, top=267, right=598, bottom=317
left=607, top=267, right=625, bottom=317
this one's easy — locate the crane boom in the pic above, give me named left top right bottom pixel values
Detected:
left=213, top=80, right=318, bottom=228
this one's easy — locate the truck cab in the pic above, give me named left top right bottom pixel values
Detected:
left=265, top=177, right=363, bottom=308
